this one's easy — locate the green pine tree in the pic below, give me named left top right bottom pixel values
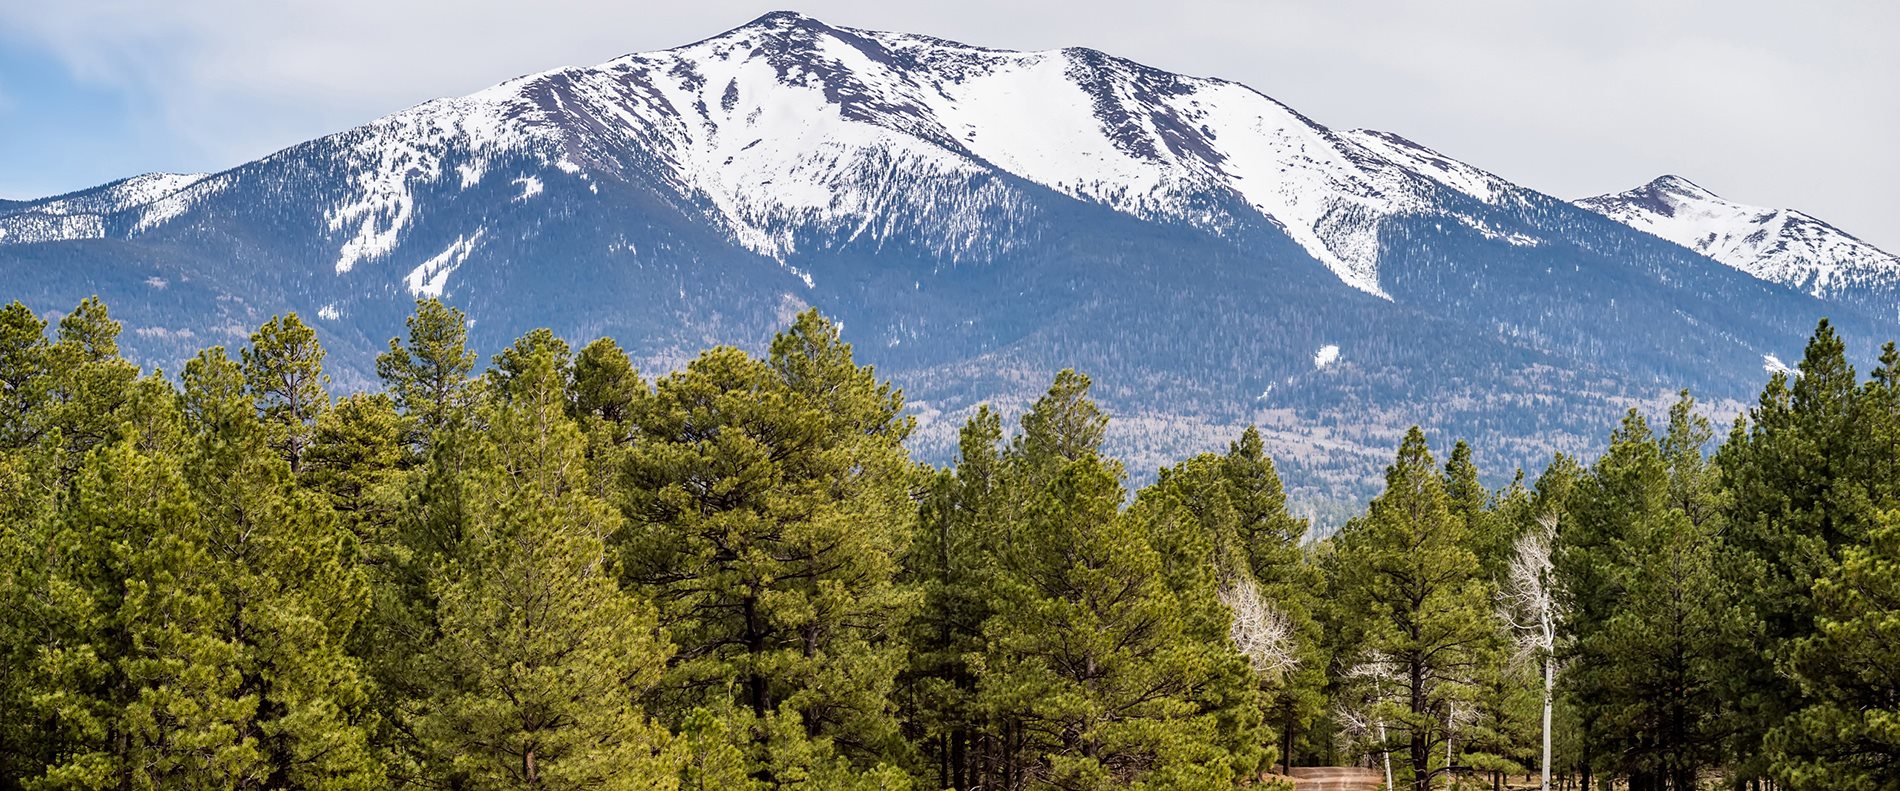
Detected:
left=569, top=337, right=645, bottom=503
left=241, top=313, right=329, bottom=472
left=181, top=344, right=383, bottom=786
left=1557, top=401, right=1736, bottom=790
left=1770, top=509, right=1900, bottom=790
left=964, top=372, right=1267, bottom=790
left=1333, top=427, right=1498, bottom=791
left=375, top=298, right=477, bottom=449
left=901, top=405, right=1006, bottom=789
left=619, top=312, right=915, bottom=786
left=980, top=455, right=1248, bottom=790
left=1719, top=320, right=1891, bottom=783
left=415, top=332, right=678, bottom=789
left=0, top=300, right=49, bottom=450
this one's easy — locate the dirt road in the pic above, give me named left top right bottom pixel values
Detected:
left=1288, top=766, right=1385, bottom=791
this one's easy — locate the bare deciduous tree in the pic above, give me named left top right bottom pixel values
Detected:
left=1220, top=574, right=1298, bottom=678
left=1499, top=514, right=1562, bottom=791
left=1340, top=655, right=1400, bottom=791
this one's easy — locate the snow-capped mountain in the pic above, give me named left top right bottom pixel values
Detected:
left=1578, top=176, right=1900, bottom=306
left=4, top=12, right=1539, bottom=298
left=2, top=12, right=1894, bottom=505
left=0, top=173, right=208, bottom=245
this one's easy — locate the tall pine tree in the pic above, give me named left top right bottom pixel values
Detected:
left=1333, top=427, right=1497, bottom=791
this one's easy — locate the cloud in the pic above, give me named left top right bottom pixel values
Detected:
left=0, top=0, right=1894, bottom=247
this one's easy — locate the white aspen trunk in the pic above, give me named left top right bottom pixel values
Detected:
left=1541, top=653, right=1554, bottom=791
left=1380, top=719, right=1394, bottom=791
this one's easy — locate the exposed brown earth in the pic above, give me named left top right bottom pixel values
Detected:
left=1288, top=766, right=1385, bottom=791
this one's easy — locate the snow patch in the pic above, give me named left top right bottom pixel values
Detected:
left=1313, top=344, right=1340, bottom=370
left=1455, top=214, right=1540, bottom=247
left=457, top=161, right=488, bottom=189
left=512, top=175, right=544, bottom=201
left=1344, top=130, right=1514, bottom=205
left=404, top=229, right=486, bottom=298
left=0, top=214, right=104, bottom=245
left=317, top=304, right=341, bottom=320
left=324, top=95, right=557, bottom=273
left=1762, top=354, right=1794, bottom=376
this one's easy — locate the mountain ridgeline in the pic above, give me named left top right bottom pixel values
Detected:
left=3, top=11, right=1896, bottom=503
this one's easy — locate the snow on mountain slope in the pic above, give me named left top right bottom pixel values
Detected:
left=0, top=172, right=208, bottom=243
left=1578, top=176, right=1900, bottom=300
left=10, top=12, right=1891, bottom=312
left=1341, top=129, right=1518, bottom=206
left=521, top=11, right=1586, bottom=297
left=0, top=11, right=1554, bottom=299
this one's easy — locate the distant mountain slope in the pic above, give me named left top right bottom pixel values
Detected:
left=2, top=11, right=1894, bottom=508
left=1578, top=175, right=1900, bottom=311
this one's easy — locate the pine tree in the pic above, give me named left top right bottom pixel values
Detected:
left=375, top=298, right=477, bottom=448
left=619, top=312, right=915, bottom=785
left=1764, top=340, right=1900, bottom=790
left=1012, top=368, right=1107, bottom=484
left=1333, top=427, right=1497, bottom=791
left=302, top=392, right=405, bottom=539
left=1444, top=441, right=1507, bottom=580
left=241, top=313, right=329, bottom=472
left=1144, top=428, right=1325, bottom=775
left=1557, top=403, right=1734, bottom=790
left=1770, top=509, right=1900, bottom=790
left=951, top=373, right=1263, bottom=790
left=0, top=301, right=50, bottom=781
left=27, top=432, right=255, bottom=787
left=181, top=344, right=383, bottom=786
left=980, top=453, right=1248, bottom=790
left=38, top=298, right=141, bottom=476
left=415, top=331, right=677, bottom=789
left=902, top=406, right=1006, bottom=789
left=0, top=300, right=49, bottom=450
left=1719, top=320, right=1890, bottom=782
left=1131, top=461, right=1273, bottom=779
left=1221, top=427, right=1310, bottom=592
left=569, top=337, right=644, bottom=502
left=488, top=328, right=571, bottom=397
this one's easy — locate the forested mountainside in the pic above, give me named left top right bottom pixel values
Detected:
left=2, top=297, right=1895, bottom=789
left=3, top=12, right=1896, bottom=506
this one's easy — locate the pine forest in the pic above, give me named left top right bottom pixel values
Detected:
left=1, top=296, right=1896, bottom=791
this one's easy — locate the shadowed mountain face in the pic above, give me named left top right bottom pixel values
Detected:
left=2, top=11, right=1895, bottom=510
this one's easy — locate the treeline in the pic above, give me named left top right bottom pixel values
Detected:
left=0, top=298, right=1894, bottom=791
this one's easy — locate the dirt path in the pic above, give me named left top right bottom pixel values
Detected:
left=1287, top=766, right=1385, bottom=791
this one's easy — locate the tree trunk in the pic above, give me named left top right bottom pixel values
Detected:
left=1542, top=657, right=1554, bottom=791
left=951, top=728, right=967, bottom=790
left=1580, top=737, right=1592, bottom=791
left=743, top=593, right=768, bottom=719
left=1283, top=708, right=1295, bottom=775
left=1377, top=719, right=1395, bottom=791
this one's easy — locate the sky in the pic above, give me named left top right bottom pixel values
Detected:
left=1, top=0, right=1895, bottom=249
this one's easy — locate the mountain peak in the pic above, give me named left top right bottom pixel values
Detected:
left=1578, top=176, right=1900, bottom=299
left=749, top=9, right=820, bottom=24
left=1645, top=174, right=1716, bottom=198
left=734, top=10, right=833, bottom=34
